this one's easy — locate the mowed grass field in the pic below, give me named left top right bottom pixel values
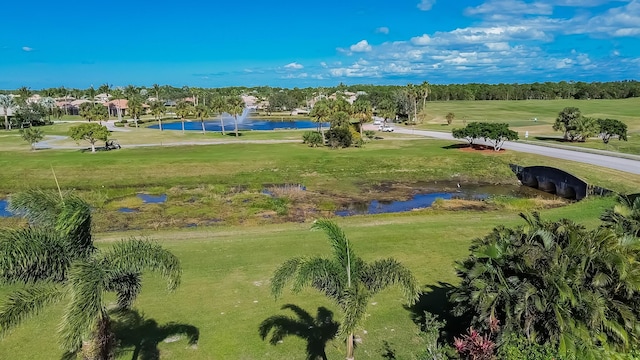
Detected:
left=418, top=98, right=640, bottom=155
left=0, top=197, right=615, bottom=360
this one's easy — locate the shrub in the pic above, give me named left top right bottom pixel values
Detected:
left=497, top=334, right=563, bottom=360
left=364, top=130, right=376, bottom=139
left=302, top=131, right=323, bottom=147
left=325, top=127, right=352, bottom=148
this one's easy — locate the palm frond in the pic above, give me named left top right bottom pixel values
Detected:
left=8, top=189, right=64, bottom=226
left=362, top=258, right=419, bottom=303
left=339, top=285, right=369, bottom=336
left=103, top=270, right=142, bottom=309
left=60, top=260, right=106, bottom=352
left=271, top=257, right=303, bottom=299
left=0, top=283, right=66, bottom=336
left=100, top=238, right=181, bottom=291
left=312, top=219, right=357, bottom=273
left=0, top=227, right=71, bottom=283
left=293, top=258, right=343, bottom=301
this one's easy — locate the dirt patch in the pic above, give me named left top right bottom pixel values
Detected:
left=458, top=144, right=506, bottom=153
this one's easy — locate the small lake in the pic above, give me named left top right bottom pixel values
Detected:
left=0, top=199, right=12, bottom=217
left=335, top=185, right=557, bottom=216
left=149, top=120, right=328, bottom=131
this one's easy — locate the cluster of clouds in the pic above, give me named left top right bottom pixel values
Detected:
left=280, top=0, right=640, bottom=83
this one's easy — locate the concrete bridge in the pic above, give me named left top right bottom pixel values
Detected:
left=509, top=164, right=612, bottom=200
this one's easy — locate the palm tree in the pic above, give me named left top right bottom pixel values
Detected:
left=451, top=212, right=640, bottom=359
left=194, top=104, right=209, bottom=134
left=152, top=83, right=161, bottom=102
left=260, top=304, right=339, bottom=360
left=601, top=194, right=640, bottom=237
left=176, top=100, right=192, bottom=134
left=0, top=94, right=15, bottom=130
left=271, top=219, right=418, bottom=360
left=16, top=86, right=32, bottom=105
left=310, top=100, right=331, bottom=142
left=150, top=100, right=165, bottom=131
left=226, top=96, right=244, bottom=137
left=127, top=96, right=144, bottom=128
left=39, top=97, right=56, bottom=122
left=209, top=96, right=227, bottom=136
left=351, top=98, right=372, bottom=136
left=0, top=190, right=181, bottom=359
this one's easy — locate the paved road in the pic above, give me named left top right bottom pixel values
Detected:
left=393, top=127, right=640, bottom=175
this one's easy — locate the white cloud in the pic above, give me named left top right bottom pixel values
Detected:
left=417, top=0, right=435, bottom=11
left=22, top=46, right=33, bottom=52
left=350, top=40, right=372, bottom=53
left=485, top=42, right=511, bottom=51
left=465, top=0, right=553, bottom=17
left=284, top=62, right=304, bottom=69
left=376, top=27, right=390, bottom=34
left=411, top=34, right=432, bottom=45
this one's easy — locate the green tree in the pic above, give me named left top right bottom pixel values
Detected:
left=226, top=96, right=244, bottom=137
left=597, top=118, right=628, bottom=144
left=127, top=97, right=144, bottom=128
left=79, top=102, right=94, bottom=121
left=0, top=94, right=16, bottom=130
left=39, top=97, right=56, bottom=123
left=451, top=213, right=640, bottom=359
left=351, top=98, right=372, bottom=136
left=19, top=127, right=44, bottom=150
left=376, top=99, right=396, bottom=125
left=176, top=100, right=192, bottom=134
left=0, top=190, right=181, bottom=359
left=445, top=112, right=455, bottom=125
left=69, top=123, right=110, bottom=153
left=194, top=104, right=209, bottom=134
left=150, top=100, right=165, bottom=131
left=271, top=219, right=419, bottom=360
left=310, top=100, right=331, bottom=142
left=553, top=107, right=581, bottom=141
left=15, top=86, right=32, bottom=105
left=601, top=194, right=640, bottom=238
left=209, top=96, right=227, bottom=135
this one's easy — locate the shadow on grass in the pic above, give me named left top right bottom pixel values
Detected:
left=259, top=304, right=340, bottom=360
left=406, top=282, right=469, bottom=342
left=534, top=136, right=566, bottom=142
left=441, top=143, right=470, bottom=150
left=111, top=309, right=199, bottom=360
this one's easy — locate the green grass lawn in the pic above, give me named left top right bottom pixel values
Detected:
left=415, top=98, right=640, bottom=155
left=0, top=196, right=615, bottom=359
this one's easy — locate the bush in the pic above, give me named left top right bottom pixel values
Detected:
left=302, top=131, right=323, bottom=147
left=364, top=130, right=376, bottom=139
left=497, top=334, right=563, bottom=360
left=325, top=127, right=352, bottom=148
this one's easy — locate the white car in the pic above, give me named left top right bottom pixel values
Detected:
left=373, top=119, right=382, bottom=125
left=379, top=125, right=394, bottom=132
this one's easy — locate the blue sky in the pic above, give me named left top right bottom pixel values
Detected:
left=1, top=0, right=639, bottom=89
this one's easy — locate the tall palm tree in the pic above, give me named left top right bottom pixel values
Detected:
left=225, top=96, right=244, bottom=137
left=152, top=83, right=161, bottom=102
left=150, top=100, right=165, bottom=131
left=194, top=104, right=209, bottom=134
left=127, top=96, right=144, bottom=128
left=0, top=190, right=181, bottom=359
left=0, top=94, right=15, bottom=130
left=271, top=219, right=418, bottom=360
left=16, top=86, right=32, bottom=105
left=310, top=100, right=331, bottom=142
left=209, top=96, right=227, bottom=136
left=351, top=98, right=372, bottom=136
left=39, top=97, right=56, bottom=122
left=176, top=100, right=192, bottom=134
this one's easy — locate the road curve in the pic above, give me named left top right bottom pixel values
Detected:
left=394, top=128, right=640, bottom=175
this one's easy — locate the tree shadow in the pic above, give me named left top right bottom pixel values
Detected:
left=441, top=143, right=470, bottom=150
left=533, top=136, right=565, bottom=142
left=405, top=282, right=468, bottom=342
left=259, top=304, right=340, bottom=360
left=111, top=309, right=199, bottom=360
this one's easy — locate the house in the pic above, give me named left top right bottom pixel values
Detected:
left=105, top=99, right=128, bottom=117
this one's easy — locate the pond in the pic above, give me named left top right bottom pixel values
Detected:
left=149, top=120, right=328, bottom=131
left=0, top=199, right=12, bottom=217
left=137, top=193, right=167, bottom=204
left=335, top=184, right=558, bottom=216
